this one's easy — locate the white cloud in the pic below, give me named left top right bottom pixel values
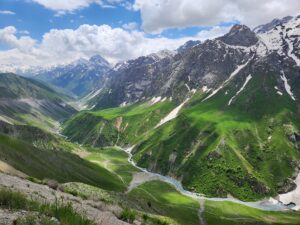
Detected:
left=31, top=0, right=98, bottom=12
left=134, top=0, right=300, bottom=33
left=196, top=26, right=231, bottom=40
left=0, top=26, right=36, bottom=52
left=19, top=30, right=30, bottom=35
left=122, top=22, right=138, bottom=30
left=31, top=0, right=131, bottom=13
left=0, top=24, right=229, bottom=70
left=0, top=10, right=15, bottom=15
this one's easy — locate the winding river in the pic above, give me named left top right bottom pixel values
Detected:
left=122, top=146, right=299, bottom=212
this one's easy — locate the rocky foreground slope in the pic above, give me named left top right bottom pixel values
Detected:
left=0, top=172, right=129, bottom=225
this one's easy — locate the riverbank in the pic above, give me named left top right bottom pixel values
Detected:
left=122, top=146, right=298, bottom=212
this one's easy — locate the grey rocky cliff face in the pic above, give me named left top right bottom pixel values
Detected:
left=88, top=16, right=300, bottom=109
left=177, top=40, right=201, bottom=53
left=217, top=24, right=259, bottom=47
left=90, top=39, right=253, bottom=108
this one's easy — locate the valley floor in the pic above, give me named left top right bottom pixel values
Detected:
left=1, top=144, right=300, bottom=225
left=77, top=147, right=300, bottom=225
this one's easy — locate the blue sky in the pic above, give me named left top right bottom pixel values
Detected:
left=0, top=0, right=227, bottom=41
left=0, top=0, right=299, bottom=69
left=0, top=0, right=141, bottom=40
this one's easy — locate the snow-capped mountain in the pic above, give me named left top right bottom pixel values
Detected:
left=33, top=55, right=111, bottom=98
left=254, top=16, right=293, bottom=33
left=86, top=16, right=300, bottom=109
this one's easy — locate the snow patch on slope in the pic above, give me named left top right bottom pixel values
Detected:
left=277, top=91, right=283, bottom=96
left=257, top=16, right=300, bottom=58
left=201, top=86, right=210, bottom=93
left=280, top=71, right=296, bottom=101
left=120, top=102, right=127, bottom=107
left=156, top=98, right=190, bottom=128
left=150, top=96, right=162, bottom=105
left=285, top=36, right=300, bottom=66
left=202, top=57, right=253, bottom=102
left=185, top=83, right=191, bottom=92
left=161, top=97, right=167, bottom=102
left=228, top=74, right=252, bottom=106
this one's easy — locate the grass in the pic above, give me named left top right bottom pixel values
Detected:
left=63, top=182, right=114, bottom=203
left=63, top=83, right=300, bottom=200
left=0, top=188, right=95, bottom=225
left=0, top=73, right=76, bottom=132
left=119, top=208, right=137, bottom=223
left=128, top=180, right=200, bottom=225
left=0, top=188, right=28, bottom=210
left=63, top=101, right=174, bottom=147
left=131, top=72, right=300, bottom=201
left=0, top=134, right=126, bottom=192
left=85, top=147, right=139, bottom=185
left=128, top=180, right=300, bottom=225
left=17, top=215, right=59, bottom=225
left=204, top=200, right=300, bottom=225
left=62, top=182, right=174, bottom=225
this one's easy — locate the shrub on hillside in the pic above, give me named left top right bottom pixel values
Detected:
left=120, top=208, right=136, bottom=223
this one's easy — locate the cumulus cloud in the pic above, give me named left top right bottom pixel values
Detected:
left=0, top=26, right=36, bottom=52
left=0, top=10, right=15, bottom=15
left=134, top=0, right=300, bottom=33
left=31, top=0, right=131, bottom=13
left=122, top=22, right=138, bottom=30
left=0, top=24, right=230, bottom=70
left=31, top=0, right=97, bottom=12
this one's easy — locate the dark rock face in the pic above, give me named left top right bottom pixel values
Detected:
left=217, top=24, right=259, bottom=47
left=177, top=40, right=201, bottom=53
left=87, top=16, right=300, bottom=111
left=229, top=174, right=268, bottom=195
left=288, top=133, right=300, bottom=149
left=90, top=39, right=253, bottom=109
left=277, top=178, right=297, bottom=194
left=294, top=133, right=300, bottom=149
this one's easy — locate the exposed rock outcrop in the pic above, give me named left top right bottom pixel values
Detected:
left=0, top=173, right=129, bottom=225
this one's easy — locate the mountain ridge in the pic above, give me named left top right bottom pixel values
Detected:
left=62, top=15, right=300, bottom=203
left=0, top=72, right=76, bottom=132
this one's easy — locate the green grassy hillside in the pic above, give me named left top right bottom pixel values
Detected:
left=63, top=101, right=174, bottom=146
left=0, top=122, right=126, bottom=192
left=0, top=73, right=76, bottom=131
left=63, top=147, right=300, bottom=225
left=133, top=72, right=300, bottom=201
left=63, top=71, right=300, bottom=201
left=129, top=180, right=300, bottom=225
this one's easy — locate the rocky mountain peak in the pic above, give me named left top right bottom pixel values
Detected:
left=177, top=40, right=201, bottom=53
left=89, top=55, right=110, bottom=67
left=254, top=16, right=293, bottom=33
left=72, top=58, right=89, bottom=66
left=218, top=24, right=258, bottom=47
